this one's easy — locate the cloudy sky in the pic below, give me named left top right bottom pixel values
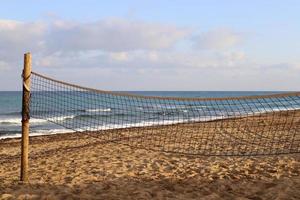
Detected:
left=0, top=0, right=299, bottom=91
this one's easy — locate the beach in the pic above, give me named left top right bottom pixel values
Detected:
left=1, top=110, right=300, bottom=199
left=1, top=0, right=300, bottom=198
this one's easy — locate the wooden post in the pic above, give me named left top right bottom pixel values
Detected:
left=21, top=53, right=31, bottom=182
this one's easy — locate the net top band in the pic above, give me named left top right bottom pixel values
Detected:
left=32, top=71, right=300, bottom=101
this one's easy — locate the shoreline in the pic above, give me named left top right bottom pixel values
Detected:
left=1, top=109, right=300, bottom=155
left=2, top=107, right=300, bottom=140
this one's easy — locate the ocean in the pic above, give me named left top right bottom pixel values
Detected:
left=0, top=91, right=296, bottom=139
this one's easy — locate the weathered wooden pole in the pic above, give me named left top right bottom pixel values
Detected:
left=21, top=53, right=31, bottom=182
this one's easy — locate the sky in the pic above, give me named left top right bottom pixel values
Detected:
left=0, top=0, right=299, bottom=91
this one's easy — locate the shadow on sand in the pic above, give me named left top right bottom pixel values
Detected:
left=1, top=176, right=300, bottom=200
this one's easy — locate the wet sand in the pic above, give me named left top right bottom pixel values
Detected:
left=1, top=111, right=300, bottom=199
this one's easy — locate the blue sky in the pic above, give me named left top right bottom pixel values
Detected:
left=0, top=0, right=299, bottom=90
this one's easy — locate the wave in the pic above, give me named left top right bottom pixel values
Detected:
left=67, top=115, right=226, bottom=132
left=2, top=106, right=300, bottom=140
left=47, top=115, right=76, bottom=121
left=2, top=105, right=299, bottom=139
left=0, top=115, right=76, bottom=125
left=0, top=111, right=21, bottom=116
left=5, top=105, right=300, bottom=126
left=35, top=105, right=300, bottom=122
left=84, top=108, right=111, bottom=112
left=32, top=108, right=112, bottom=114
left=0, top=118, right=47, bottom=125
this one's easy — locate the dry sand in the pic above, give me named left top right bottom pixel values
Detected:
left=1, top=111, right=300, bottom=199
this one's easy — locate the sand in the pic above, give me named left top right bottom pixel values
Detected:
left=1, top=111, right=300, bottom=199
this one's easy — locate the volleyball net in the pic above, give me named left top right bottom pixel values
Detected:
left=28, top=71, right=300, bottom=156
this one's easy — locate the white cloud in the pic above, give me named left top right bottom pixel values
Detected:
left=0, top=60, right=9, bottom=70
left=109, top=52, right=130, bottom=62
left=0, top=19, right=46, bottom=61
left=193, top=28, right=243, bottom=50
left=46, top=18, right=190, bottom=53
left=105, top=50, right=247, bottom=69
left=34, top=49, right=248, bottom=71
left=0, top=18, right=298, bottom=90
left=0, top=18, right=190, bottom=68
left=258, top=62, right=300, bottom=71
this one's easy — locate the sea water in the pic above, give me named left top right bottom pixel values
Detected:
left=0, top=91, right=296, bottom=139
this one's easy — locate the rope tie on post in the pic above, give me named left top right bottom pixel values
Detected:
left=22, top=70, right=31, bottom=92
left=21, top=70, right=31, bottom=122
